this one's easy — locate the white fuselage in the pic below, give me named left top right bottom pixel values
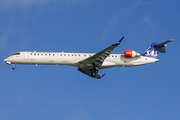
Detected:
left=4, top=51, right=159, bottom=69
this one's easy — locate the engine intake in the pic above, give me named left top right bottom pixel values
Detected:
left=124, top=50, right=141, bottom=58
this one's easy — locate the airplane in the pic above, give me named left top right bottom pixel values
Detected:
left=4, top=37, right=173, bottom=79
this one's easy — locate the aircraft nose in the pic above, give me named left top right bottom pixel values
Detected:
left=4, top=58, right=7, bottom=62
left=4, top=57, right=11, bottom=65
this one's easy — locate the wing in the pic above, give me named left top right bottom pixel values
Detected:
left=78, top=67, right=105, bottom=79
left=78, top=37, right=124, bottom=78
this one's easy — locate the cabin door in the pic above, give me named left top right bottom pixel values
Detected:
left=24, top=52, right=29, bottom=60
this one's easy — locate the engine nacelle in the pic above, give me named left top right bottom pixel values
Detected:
left=124, top=50, right=141, bottom=58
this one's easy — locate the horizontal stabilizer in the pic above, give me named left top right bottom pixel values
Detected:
left=160, top=47, right=166, bottom=53
left=154, top=40, right=174, bottom=53
left=154, top=40, right=174, bottom=46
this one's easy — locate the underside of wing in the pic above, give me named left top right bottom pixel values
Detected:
left=78, top=37, right=124, bottom=78
left=78, top=67, right=105, bottom=79
left=79, top=37, right=124, bottom=67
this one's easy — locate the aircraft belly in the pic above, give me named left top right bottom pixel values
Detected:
left=110, top=56, right=142, bottom=67
left=101, top=61, right=117, bottom=68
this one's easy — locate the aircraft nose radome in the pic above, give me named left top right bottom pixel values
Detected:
left=4, top=59, right=7, bottom=62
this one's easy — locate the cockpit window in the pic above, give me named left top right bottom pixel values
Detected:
left=14, top=53, right=20, bottom=55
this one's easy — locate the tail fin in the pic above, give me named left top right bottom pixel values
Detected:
left=141, top=40, right=173, bottom=58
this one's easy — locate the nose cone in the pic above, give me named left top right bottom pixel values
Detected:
left=4, top=57, right=11, bottom=65
left=4, top=58, right=7, bottom=62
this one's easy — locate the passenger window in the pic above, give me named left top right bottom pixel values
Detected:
left=49, top=54, right=51, bottom=56
left=41, top=54, right=43, bottom=56
left=60, top=54, right=62, bottom=56
left=45, top=54, right=47, bottom=56
left=64, top=54, right=66, bottom=56
left=34, top=54, right=36, bottom=55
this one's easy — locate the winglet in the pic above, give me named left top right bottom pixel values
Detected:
left=113, top=36, right=124, bottom=46
left=100, top=74, right=105, bottom=79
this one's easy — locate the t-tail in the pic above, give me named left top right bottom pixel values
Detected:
left=141, top=40, right=174, bottom=58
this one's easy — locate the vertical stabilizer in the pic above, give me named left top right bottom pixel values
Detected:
left=141, top=40, right=173, bottom=58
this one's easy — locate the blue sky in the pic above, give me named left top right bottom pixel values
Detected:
left=0, top=0, right=180, bottom=120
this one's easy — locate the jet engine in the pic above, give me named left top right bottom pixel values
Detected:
left=124, top=50, right=141, bottom=58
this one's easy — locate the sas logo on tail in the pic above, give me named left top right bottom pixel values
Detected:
left=145, top=50, right=158, bottom=57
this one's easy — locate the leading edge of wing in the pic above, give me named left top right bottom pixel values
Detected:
left=112, top=36, right=124, bottom=46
